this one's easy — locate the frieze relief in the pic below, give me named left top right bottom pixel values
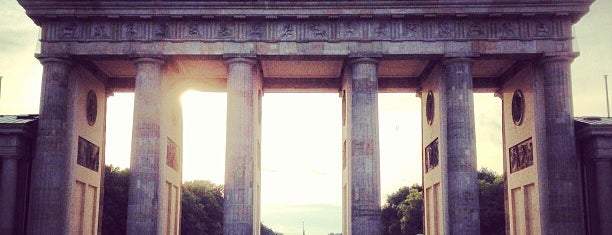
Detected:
left=425, top=138, right=439, bottom=173
left=509, top=138, right=533, bottom=173
left=77, top=137, right=100, bottom=172
left=41, top=18, right=570, bottom=43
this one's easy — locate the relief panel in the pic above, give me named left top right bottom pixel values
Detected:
left=42, top=18, right=570, bottom=43
left=167, top=137, right=179, bottom=170
left=425, top=138, right=439, bottom=173
left=77, top=137, right=100, bottom=172
left=509, top=138, right=533, bottom=173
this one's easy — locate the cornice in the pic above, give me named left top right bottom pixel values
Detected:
left=19, top=0, right=593, bottom=24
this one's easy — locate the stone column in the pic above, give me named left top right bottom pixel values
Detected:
left=594, top=158, right=612, bottom=233
left=28, top=57, right=73, bottom=235
left=540, top=54, right=585, bottom=234
left=127, top=57, right=165, bottom=235
left=443, top=57, right=480, bottom=234
left=0, top=157, right=19, bottom=234
left=347, top=58, right=381, bottom=235
left=224, top=57, right=259, bottom=235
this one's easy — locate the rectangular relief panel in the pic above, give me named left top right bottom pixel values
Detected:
left=426, top=186, right=433, bottom=235
left=524, top=184, right=537, bottom=235
left=173, top=185, right=180, bottom=235
left=85, top=185, right=98, bottom=235
left=166, top=182, right=173, bottom=235
left=167, top=138, right=178, bottom=170
left=509, top=138, right=533, bottom=173
left=511, top=187, right=525, bottom=235
left=425, top=183, right=441, bottom=235
left=71, top=181, right=86, bottom=235
left=433, top=183, right=440, bottom=235
left=425, top=138, right=439, bottom=173
left=77, top=137, right=100, bottom=172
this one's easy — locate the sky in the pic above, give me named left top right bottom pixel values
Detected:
left=1, top=1, right=610, bottom=234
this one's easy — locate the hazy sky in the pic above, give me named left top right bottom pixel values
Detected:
left=1, top=1, right=610, bottom=234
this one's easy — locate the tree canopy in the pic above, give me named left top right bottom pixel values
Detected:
left=381, top=168, right=505, bottom=235
left=101, top=165, right=279, bottom=235
left=181, top=180, right=224, bottom=235
left=101, top=165, right=130, bottom=235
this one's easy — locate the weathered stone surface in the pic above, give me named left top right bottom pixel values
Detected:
left=443, top=57, right=480, bottom=234
left=0, top=158, right=19, bottom=234
left=127, top=58, right=164, bottom=235
left=27, top=57, right=73, bottom=235
left=345, top=58, right=381, bottom=235
left=15, top=0, right=597, bottom=234
left=540, top=54, right=584, bottom=234
left=224, top=57, right=260, bottom=235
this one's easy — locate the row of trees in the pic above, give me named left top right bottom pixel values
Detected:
left=381, top=168, right=505, bottom=235
left=103, top=166, right=505, bottom=235
left=101, top=166, right=280, bottom=235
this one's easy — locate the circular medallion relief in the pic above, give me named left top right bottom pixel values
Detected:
left=511, top=90, right=525, bottom=126
left=86, top=90, right=97, bottom=126
left=426, top=91, right=434, bottom=125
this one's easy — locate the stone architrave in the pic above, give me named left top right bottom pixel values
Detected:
left=126, top=58, right=165, bottom=235
left=224, top=57, right=261, bottom=235
left=27, top=57, right=73, bottom=235
left=443, top=57, right=480, bottom=234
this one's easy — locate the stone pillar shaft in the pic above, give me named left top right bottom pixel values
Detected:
left=224, top=57, right=258, bottom=235
left=0, top=157, right=19, bottom=234
left=443, top=57, right=480, bottom=234
left=28, top=57, right=72, bottom=235
left=594, top=158, right=612, bottom=233
left=348, top=58, right=381, bottom=235
left=127, top=58, right=164, bottom=235
left=540, top=55, right=585, bottom=234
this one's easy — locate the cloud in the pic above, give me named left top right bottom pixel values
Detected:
left=0, top=2, right=39, bottom=54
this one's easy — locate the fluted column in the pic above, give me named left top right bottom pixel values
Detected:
left=127, top=57, right=165, bottom=235
left=540, top=54, right=585, bottom=234
left=347, top=57, right=381, bottom=235
left=28, top=57, right=73, bottom=235
left=594, top=158, right=612, bottom=233
left=0, top=156, right=19, bottom=234
left=224, top=57, right=259, bottom=235
left=443, top=57, right=480, bottom=234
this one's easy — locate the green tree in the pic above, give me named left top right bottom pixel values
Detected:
left=181, top=180, right=224, bottom=235
left=478, top=168, right=505, bottom=235
left=381, top=184, right=423, bottom=235
left=381, top=169, right=505, bottom=235
left=101, top=167, right=280, bottom=234
left=261, top=223, right=279, bottom=235
left=101, top=165, right=130, bottom=235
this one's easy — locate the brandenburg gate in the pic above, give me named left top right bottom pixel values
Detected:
left=16, top=0, right=592, bottom=234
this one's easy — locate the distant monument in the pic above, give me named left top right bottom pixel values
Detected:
left=3, top=0, right=600, bottom=234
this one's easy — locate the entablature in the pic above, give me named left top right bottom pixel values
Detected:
left=19, top=0, right=593, bottom=23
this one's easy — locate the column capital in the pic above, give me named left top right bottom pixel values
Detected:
left=539, top=52, right=579, bottom=64
left=105, top=88, right=115, bottom=98
left=224, top=57, right=257, bottom=66
left=133, top=57, right=165, bottom=65
left=35, top=55, right=72, bottom=66
left=442, top=56, right=474, bottom=65
left=494, top=89, right=503, bottom=99
left=415, top=87, right=423, bottom=98
left=347, top=57, right=379, bottom=66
